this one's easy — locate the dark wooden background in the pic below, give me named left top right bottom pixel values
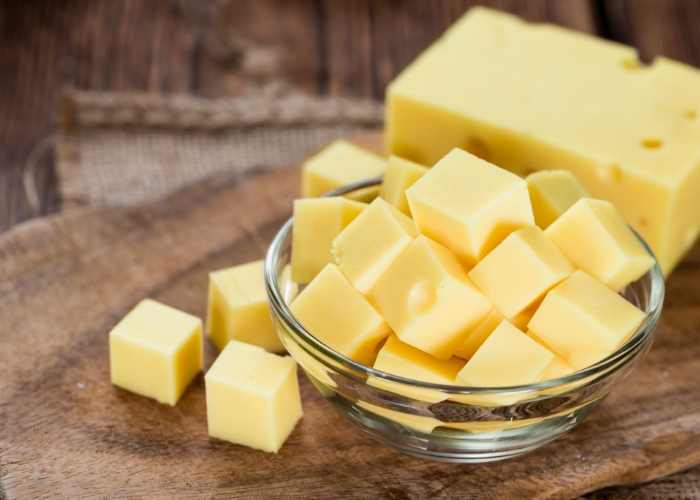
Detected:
left=1, top=1, right=699, bottom=498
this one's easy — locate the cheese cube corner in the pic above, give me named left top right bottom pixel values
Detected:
left=207, top=260, right=283, bottom=353
left=526, top=170, right=590, bottom=229
left=110, top=299, right=203, bottom=406
left=368, top=235, right=492, bottom=360
left=545, top=198, right=655, bottom=291
left=526, top=330, right=575, bottom=381
left=406, top=148, right=534, bottom=264
left=290, top=264, right=391, bottom=365
left=301, top=140, right=387, bottom=198
left=205, top=340, right=302, bottom=453
left=379, top=155, right=430, bottom=216
left=528, top=270, right=646, bottom=370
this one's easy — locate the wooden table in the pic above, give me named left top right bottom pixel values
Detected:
left=1, top=1, right=700, bottom=498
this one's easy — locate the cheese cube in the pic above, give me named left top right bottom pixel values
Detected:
left=205, top=340, right=302, bottom=453
left=528, top=270, right=646, bottom=370
left=301, top=140, right=387, bottom=198
left=207, top=260, right=283, bottom=353
left=332, top=197, right=417, bottom=294
left=386, top=6, right=700, bottom=273
left=545, top=198, right=655, bottom=291
left=368, top=235, right=492, bottom=360
left=291, top=197, right=367, bottom=283
left=370, top=334, right=465, bottom=403
left=379, top=155, right=429, bottom=216
left=405, top=148, right=534, bottom=264
left=526, top=170, right=590, bottom=229
left=454, top=307, right=504, bottom=360
left=456, top=320, right=554, bottom=387
left=526, top=330, right=575, bottom=381
left=468, top=226, right=575, bottom=318
left=110, top=299, right=203, bottom=406
left=290, top=264, right=391, bottom=365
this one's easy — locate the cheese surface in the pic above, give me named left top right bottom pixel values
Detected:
left=110, top=299, right=203, bottom=406
left=526, top=170, right=590, bottom=229
left=379, top=155, right=429, bottom=217
left=207, top=260, right=284, bottom=353
left=526, top=330, right=575, bottom=381
left=386, top=6, right=700, bottom=273
left=205, top=340, right=302, bottom=453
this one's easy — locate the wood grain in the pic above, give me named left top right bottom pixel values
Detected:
left=1, top=163, right=700, bottom=499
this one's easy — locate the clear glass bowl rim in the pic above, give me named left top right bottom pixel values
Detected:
left=265, top=176, right=665, bottom=395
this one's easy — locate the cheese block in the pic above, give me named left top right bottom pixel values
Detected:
left=379, top=155, right=429, bottom=217
left=386, top=6, right=700, bottom=274
left=526, top=170, right=590, bottom=229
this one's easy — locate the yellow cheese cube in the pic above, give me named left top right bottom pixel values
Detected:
left=332, top=197, right=417, bottom=294
left=545, top=198, right=655, bottom=291
left=291, top=197, right=367, bottom=284
left=368, top=235, right=492, bottom=360
left=526, top=170, right=590, bottom=229
left=405, top=148, right=534, bottom=264
left=526, top=330, right=575, bottom=381
left=379, top=155, right=429, bottom=216
left=290, top=264, right=391, bottom=365
left=468, top=226, right=575, bottom=318
left=509, top=303, right=539, bottom=332
left=370, top=334, right=465, bottom=403
left=205, top=340, right=302, bottom=453
left=454, top=307, right=504, bottom=360
left=301, top=140, right=387, bottom=198
left=456, top=320, right=554, bottom=387
left=528, top=270, right=646, bottom=370
left=109, top=299, right=203, bottom=406
left=386, top=6, right=700, bottom=273
left=207, top=260, right=283, bottom=353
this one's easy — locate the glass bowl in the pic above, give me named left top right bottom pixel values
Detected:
left=264, top=178, right=665, bottom=463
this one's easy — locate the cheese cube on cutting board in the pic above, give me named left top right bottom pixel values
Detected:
left=290, top=264, right=391, bottom=365
left=528, top=270, right=646, bottom=370
left=468, top=226, right=575, bottom=318
left=526, top=170, right=590, bottom=229
left=205, top=340, right=302, bottom=453
left=301, top=140, right=387, bottom=198
left=405, top=148, right=534, bottom=264
left=291, top=197, right=367, bottom=284
left=333, top=197, right=418, bottom=294
left=368, top=235, right=492, bottom=360
left=379, top=155, right=429, bottom=217
left=370, top=334, right=465, bottom=403
left=526, top=330, right=575, bottom=381
left=207, top=260, right=284, bottom=353
left=456, top=320, right=554, bottom=388
left=545, top=198, right=655, bottom=291
left=386, top=6, right=700, bottom=274
left=110, top=299, right=203, bottom=406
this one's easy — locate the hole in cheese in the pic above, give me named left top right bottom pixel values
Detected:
left=598, top=163, right=623, bottom=182
left=687, top=110, right=697, bottom=120
left=641, top=138, right=663, bottom=149
left=407, top=280, right=438, bottom=317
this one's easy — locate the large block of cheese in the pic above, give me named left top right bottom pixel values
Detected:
left=468, top=226, right=575, bottom=318
left=526, top=170, right=590, bottom=229
left=291, top=197, right=367, bottom=283
left=207, top=260, right=284, bottom=353
left=379, top=155, right=429, bottom=217
left=205, top=340, right=302, bottom=453
left=545, top=198, right=655, bottom=291
left=370, top=334, right=465, bottom=403
left=302, top=140, right=387, bottom=198
left=290, top=264, right=391, bottom=365
left=406, top=148, right=534, bottom=264
left=528, top=270, right=645, bottom=370
left=333, top=197, right=417, bottom=294
left=368, top=235, right=492, bottom=360
left=110, top=299, right=203, bottom=406
left=386, top=6, right=700, bottom=273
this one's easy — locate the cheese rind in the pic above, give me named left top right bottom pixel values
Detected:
left=110, top=299, right=203, bottom=406
left=207, top=260, right=284, bottom=353
left=368, top=235, right=492, bottom=360
left=527, top=270, right=646, bottom=370
left=545, top=198, right=655, bottom=291
left=468, top=226, right=575, bottom=318
left=405, top=148, right=534, bottom=264
left=290, top=264, right=391, bottom=365
left=301, top=140, right=387, bottom=198
left=291, top=197, right=367, bottom=284
left=205, top=340, right=302, bottom=453
left=379, top=155, right=429, bottom=216
left=526, top=170, right=590, bottom=229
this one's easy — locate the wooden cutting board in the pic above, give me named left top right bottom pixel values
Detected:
left=2, top=159, right=700, bottom=499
